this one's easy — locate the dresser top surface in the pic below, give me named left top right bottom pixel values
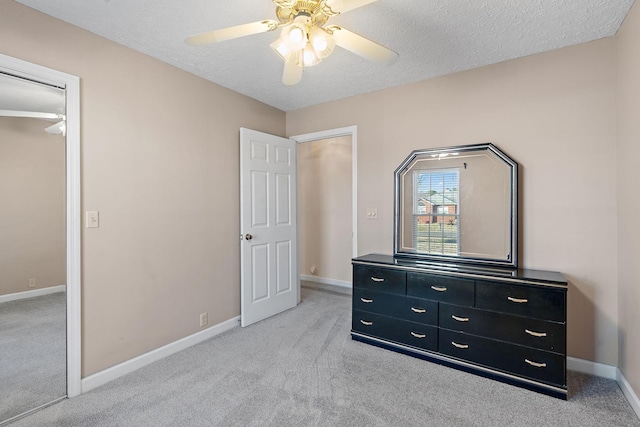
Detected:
left=353, top=254, right=567, bottom=286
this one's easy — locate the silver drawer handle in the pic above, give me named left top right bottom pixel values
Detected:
left=451, top=341, right=469, bottom=349
left=371, top=277, right=384, bottom=282
left=411, top=307, right=426, bottom=313
left=360, top=320, right=373, bottom=326
left=360, top=298, right=374, bottom=303
left=525, top=359, right=547, bottom=368
left=431, top=286, right=447, bottom=292
left=411, top=332, right=426, bottom=339
left=525, top=329, right=547, bottom=338
left=452, top=315, right=469, bottom=322
left=508, top=296, right=528, bottom=304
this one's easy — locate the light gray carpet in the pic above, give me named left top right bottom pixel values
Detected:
left=0, top=292, right=66, bottom=424
left=11, top=283, right=640, bottom=426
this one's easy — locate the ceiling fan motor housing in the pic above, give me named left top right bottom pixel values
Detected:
left=275, top=0, right=337, bottom=27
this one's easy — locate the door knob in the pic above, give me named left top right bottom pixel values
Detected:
left=245, top=233, right=253, bottom=241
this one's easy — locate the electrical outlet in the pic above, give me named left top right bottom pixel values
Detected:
left=28, top=278, right=36, bottom=288
left=86, top=211, right=100, bottom=228
left=199, top=312, right=208, bottom=327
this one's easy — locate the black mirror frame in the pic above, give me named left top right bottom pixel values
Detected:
left=393, top=143, right=519, bottom=269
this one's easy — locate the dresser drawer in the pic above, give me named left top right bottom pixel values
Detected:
left=353, top=288, right=438, bottom=325
left=352, top=310, right=437, bottom=352
left=353, top=288, right=401, bottom=316
left=353, top=265, right=406, bottom=295
left=439, top=303, right=565, bottom=353
left=407, top=273, right=474, bottom=306
left=439, top=329, right=565, bottom=386
left=402, top=295, right=439, bottom=325
left=475, top=281, right=565, bottom=322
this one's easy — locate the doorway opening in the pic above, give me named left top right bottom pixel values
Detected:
left=292, top=126, right=357, bottom=289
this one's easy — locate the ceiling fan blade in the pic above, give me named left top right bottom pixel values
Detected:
left=326, top=0, right=378, bottom=14
left=282, top=59, right=303, bottom=85
left=186, top=20, right=279, bottom=46
left=329, top=26, right=398, bottom=65
left=45, top=120, right=66, bottom=136
left=0, top=109, right=62, bottom=120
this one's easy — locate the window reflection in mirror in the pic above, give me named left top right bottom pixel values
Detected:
left=413, top=168, right=460, bottom=255
left=395, top=144, right=518, bottom=268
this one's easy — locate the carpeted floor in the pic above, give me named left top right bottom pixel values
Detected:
left=10, top=283, right=640, bottom=426
left=0, top=292, right=66, bottom=424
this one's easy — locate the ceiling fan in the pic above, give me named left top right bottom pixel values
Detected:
left=186, top=0, right=399, bottom=85
left=0, top=110, right=66, bottom=136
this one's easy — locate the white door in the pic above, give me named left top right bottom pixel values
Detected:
left=240, top=128, right=298, bottom=327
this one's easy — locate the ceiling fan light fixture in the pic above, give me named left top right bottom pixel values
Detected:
left=270, top=38, right=293, bottom=61
left=309, top=26, right=335, bottom=58
left=281, top=15, right=309, bottom=51
left=288, top=26, right=305, bottom=45
left=302, top=42, right=321, bottom=67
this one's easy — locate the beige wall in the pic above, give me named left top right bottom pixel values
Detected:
left=0, top=117, right=65, bottom=296
left=297, top=137, right=352, bottom=284
left=616, top=0, right=640, bottom=395
left=0, top=2, right=286, bottom=376
left=287, top=39, right=619, bottom=365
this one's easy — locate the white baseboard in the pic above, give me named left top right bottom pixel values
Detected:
left=567, top=356, right=618, bottom=380
left=0, top=285, right=65, bottom=304
left=618, top=370, right=640, bottom=419
left=81, top=315, right=240, bottom=393
left=568, top=357, right=640, bottom=419
left=300, top=274, right=352, bottom=289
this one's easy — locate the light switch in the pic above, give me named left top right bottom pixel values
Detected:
left=86, top=211, right=99, bottom=228
left=366, top=208, right=378, bottom=219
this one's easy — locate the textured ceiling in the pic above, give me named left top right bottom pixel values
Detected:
left=13, top=0, right=636, bottom=112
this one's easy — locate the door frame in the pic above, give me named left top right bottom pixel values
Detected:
left=0, top=53, right=82, bottom=397
left=290, top=125, right=358, bottom=287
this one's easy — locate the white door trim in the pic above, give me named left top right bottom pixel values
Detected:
left=290, top=126, right=358, bottom=259
left=0, top=53, right=82, bottom=397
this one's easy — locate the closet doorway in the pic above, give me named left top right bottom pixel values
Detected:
left=0, top=53, right=81, bottom=425
left=293, top=127, right=357, bottom=289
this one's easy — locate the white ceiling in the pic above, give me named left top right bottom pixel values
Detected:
left=14, top=0, right=636, bottom=112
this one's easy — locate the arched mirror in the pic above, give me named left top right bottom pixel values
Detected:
left=394, top=143, right=518, bottom=268
left=0, top=70, right=67, bottom=424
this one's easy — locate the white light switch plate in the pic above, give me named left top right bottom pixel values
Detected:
left=366, top=208, right=378, bottom=219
